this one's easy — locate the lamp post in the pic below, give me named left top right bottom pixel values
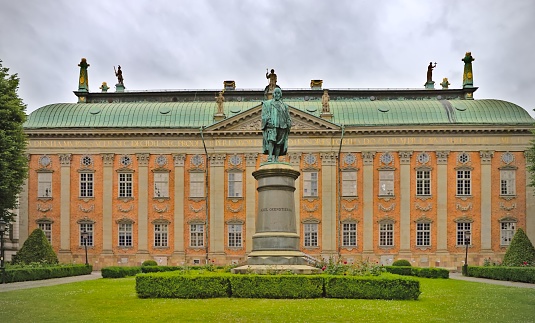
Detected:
left=462, top=230, right=471, bottom=276
left=0, top=220, right=6, bottom=284
left=81, top=229, right=89, bottom=266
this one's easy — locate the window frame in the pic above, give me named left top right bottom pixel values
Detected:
left=79, top=172, right=94, bottom=198
left=189, top=172, right=205, bottom=198
left=153, top=172, right=170, bottom=198
left=38, top=222, right=52, bottom=243
left=341, top=170, right=357, bottom=197
left=118, top=172, right=133, bottom=198
left=416, top=222, right=431, bottom=247
left=154, top=223, right=169, bottom=247
left=190, top=224, right=204, bottom=247
left=37, top=172, right=53, bottom=198
left=416, top=169, right=431, bottom=196
left=118, top=222, right=133, bottom=247
left=342, top=222, right=357, bottom=247
left=227, top=223, right=243, bottom=248
left=456, top=170, right=471, bottom=196
left=303, top=223, right=319, bottom=247
left=378, top=170, right=394, bottom=196
left=79, top=223, right=94, bottom=247
left=456, top=222, right=472, bottom=246
left=227, top=171, right=243, bottom=198
left=500, top=169, right=516, bottom=196
left=303, top=171, right=319, bottom=197
left=500, top=221, right=516, bottom=246
left=379, top=221, right=394, bottom=247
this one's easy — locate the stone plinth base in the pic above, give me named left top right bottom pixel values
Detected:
left=247, top=250, right=310, bottom=266
left=232, top=264, right=321, bottom=275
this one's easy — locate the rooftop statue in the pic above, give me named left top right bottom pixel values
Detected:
left=265, top=68, right=277, bottom=93
left=114, top=65, right=124, bottom=86
left=440, top=77, right=450, bottom=89
left=262, top=88, right=291, bottom=162
left=426, top=62, right=437, bottom=83
left=215, top=90, right=225, bottom=114
left=78, top=58, right=89, bottom=92
left=462, top=52, right=475, bottom=88
left=321, top=89, right=330, bottom=113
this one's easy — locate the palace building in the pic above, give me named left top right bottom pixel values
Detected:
left=9, top=57, right=535, bottom=270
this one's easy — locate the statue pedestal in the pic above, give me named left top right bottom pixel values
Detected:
left=424, top=81, right=435, bottom=89
left=232, top=163, right=319, bottom=273
left=115, top=84, right=125, bottom=92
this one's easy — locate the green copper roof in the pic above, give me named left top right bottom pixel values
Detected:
left=24, top=99, right=533, bottom=129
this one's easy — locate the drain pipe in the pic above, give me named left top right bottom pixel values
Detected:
left=200, top=126, right=210, bottom=264
left=336, top=125, right=345, bottom=256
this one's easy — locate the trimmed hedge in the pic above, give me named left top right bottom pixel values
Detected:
left=392, top=259, right=412, bottom=267
left=467, top=266, right=535, bottom=284
left=136, top=272, right=231, bottom=298
left=384, top=266, right=449, bottom=278
left=324, top=274, right=420, bottom=300
left=101, top=266, right=141, bottom=278
left=4, top=265, right=92, bottom=283
left=141, top=260, right=158, bottom=267
left=229, top=275, right=323, bottom=299
left=141, top=265, right=225, bottom=273
left=135, top=272, right=420, bottom=300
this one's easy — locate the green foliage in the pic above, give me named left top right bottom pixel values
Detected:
left=229, top=275, right=324, bottom=299
left=136, top=272, right=231, bottom=298
left=324, top=274, right=421, bottom=300
left=0, top=60, right=28, bottom=224
left=140, top=265, right=226, bottom=273
left=467, top=266, right=535, bottom=283
left=141, top=260, right=158, bottom=266
left=4, top=264, right=92, bottom=283
left=101, top=266, right=141, bottom=278
left=392, top=259, right=412, bottom=266
left=317, top=256, right=384, bottom=276
left=11, top=228, right=58, bottom=265
left=385, top=266, right=449, bottom=278
left=502, top=228, right=535, bottom=266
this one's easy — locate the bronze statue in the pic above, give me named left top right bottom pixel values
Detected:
left=114, top=65, right=124, bottom=86
left=426, top=62, right=437, bottom=83
left=261, top=88, right=291, bottom=162
left=265, top=68, right=277, bottom=93
left=215, top=91, right=225, bottom=114
left=321, top=89, right=330, bottom=113
left=462, top=52, right=475, bottom=87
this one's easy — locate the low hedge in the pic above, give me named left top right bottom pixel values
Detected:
left=384, top=266, right=449, bottom=278
left=324, top=274, right=420, bottom=300
left=229, top=275, right=323, bottom=299
left=467, top=266, right=535, bottom=283
left=136, top=272, right=231, bottom=298
left=101, top=266, right=141, bottom=278
left=135, top=272, right=420, bottom=300
left=141, top=265, right=225, bottom=273
left=4, top=265, right=92, bottom=283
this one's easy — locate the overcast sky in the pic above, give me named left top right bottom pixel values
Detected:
left=1, top=0, right=534, bottom=117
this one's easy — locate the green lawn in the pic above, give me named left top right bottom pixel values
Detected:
left=0, top=277, right=534, bottom=322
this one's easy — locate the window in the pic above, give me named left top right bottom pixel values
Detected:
left=38, top=172, right=52, bottom=198
left=379, top=170, right=394, bottom=196
left=38, top=222, right=52, bottom=243
left=154, top=172, right=169, bottom=198
left=228, top=172, right=243, bottom=198
left=304, top=223, right=318, bottom=247
left=342, top=171, right=357, bottom=197
left=342, top=222, right=357, bottom=247
left=500, top=170, right=516, bottom=196
left=190, top=224, right=204, bottom=247
left=303, top=171, right=318, bottom=197
left=456, top=222, right=471, bottom=245
left=228, top=224, right=242, bottom=247
left=118, top=223, right=133, bottom=247
left=456, top=170, right=471, bottom=196
left=190, top=172, right=205, bottom=198
left=379, top=222, right=394, bottom=247
left=79, top=223, right=94, bottom=246
left=416, top=222, right=431, bottom=247
left=80, top=173, right=94, bottom=197
left=416, top=170, right=431, bottom=196
left=500, top=222, right=516, bottom=245
left=118, top=173, right=133, bottom=197
left=154, top=223, right=168, bottom=247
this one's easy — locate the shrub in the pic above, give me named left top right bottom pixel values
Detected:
left=141, top=260, right=158, bottom=267
left=392, top=259, right=411, bottom=266
left=324, top=274, right=420, bottom=300
left=467, top=266, right=535, bottom=283
left=101, top=266, right=141, bottom=278
left=502, top=228, right=535, bottom=267
left=4, top=265, right=92, bottom=283
left=136, top=272, right=231, bottom=298
left=229, top=275, right=323, bottom=299
left=384, top=266, right=449, bottom=278
left=11, top=228, right=58, bottom=265
left=316, top=257, right=384, bottom=276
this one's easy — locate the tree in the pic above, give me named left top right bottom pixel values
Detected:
left=11, top=228, right=58, bottom=265
left=0, top=59, right=28, bottom=224
left=502, top=228, right=535, bottom=266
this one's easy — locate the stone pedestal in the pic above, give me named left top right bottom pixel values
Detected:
left=233, top=163, right=319, bottom=273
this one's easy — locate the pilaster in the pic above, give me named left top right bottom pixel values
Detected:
left=436, top=151, right=449, bottom=253
left=209, top=153, right=226, bottom=255
left=101, top=153, right=114, bottom=253
left=136, top=153, right=150, bottom=253
left=245, top=153, right=258, bottom=253
left=480, top=151, right=494, bottom=251
left=289, top=152, right=302, bottom=242
left=362, top=151, right=376, bottom=253
left=320, top=152, right=337, bottom=256
left=172, top=154, right=186, bottom=259
left=398, top=151, right=413, bottom=253
left=58, top=154, right=72, bottom=254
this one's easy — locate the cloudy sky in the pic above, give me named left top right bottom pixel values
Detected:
left=1, top=0, right=534, bottom=116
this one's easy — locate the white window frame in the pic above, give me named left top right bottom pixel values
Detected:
left=189, top=172, right=205, bottom=198
left=153, top=172, right=169, bottom=198
left=38, top=222, right=52, bottom=243
left=416, top=222, right=431, bottom=247
left=228, top=172, right=243, bottom=198
left=190, top=224, right=204, bottom=247
left=500, top=170, right=516, bottom=196
left=456, top=222, right=471, bottom=246
left=118, top=173, right=133, bottom=198
left=154, top=223, right=168, bottom=247
left=500, top=222, right=516, bottom=246
left=341, top=170, right=357, bottom=197
left=38, top=172, right=53, bottom=198
left=379, top=170, right=394, bottom=196
left=228, top=224, right=242, bottom=248
left=304, top=223, right=318, bottom=247
left=79, top=223, right=94, bottom=246
left=118, top=223, right=133, bottom=247
left=79, top=173, right=94, bottom=198
left=456, top=170, right=471, bottom=196
left=303, top=171, right=318, bottom=197
left=416, top=170, right=431, bottom=196
left=342, top=222, right=357, bottom=247
left=379, top=222, right=394, bottom=247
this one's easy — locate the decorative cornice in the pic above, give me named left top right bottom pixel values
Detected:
left=78, top=204, right=94, bottom=213
left=189, top=205, right=205, bottom=213
left=320, top=152, right=337, bottom=166
left=454, top=216, right=474, bottom=223
left=209, top=153, right=226, bottom=167
left=59, top=153, right=72, bottom=166
left=414, top=215, right=434, bottom=223
left=378, top=203, right=396, bottom=212
left=479, top=150, right=494, bottom=164
left=436, top=151, right=449, bottom=164
left=153, top=204, right=169, bottom=213
left=136, top=153, right=150, bottom=166
left=499, top=202, right=516, bottom=211
left=101, top=153, right=115, bottom=166
left=415, top=203, right=432, bottom=212
left=362, top=151, right=376, bottom=166
left=398, top=151, right=413, bottom=164
left=456, top=203, right=472, bottom=212
left=118, top=204, right=134, bottom=213
left=226, top=204, right=243, bottom=213
left=342, top=203, right=357, bottom=212
left=173, top=153, right=186, bottom=167
left=304, top=204, right=319, bottom=212
left=37, top=203, right=52, bottom=212
left=245, top=153, right=258, bottom=167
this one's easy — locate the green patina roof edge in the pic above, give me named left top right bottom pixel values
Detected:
left=24, top=99, right=534, bottom=129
